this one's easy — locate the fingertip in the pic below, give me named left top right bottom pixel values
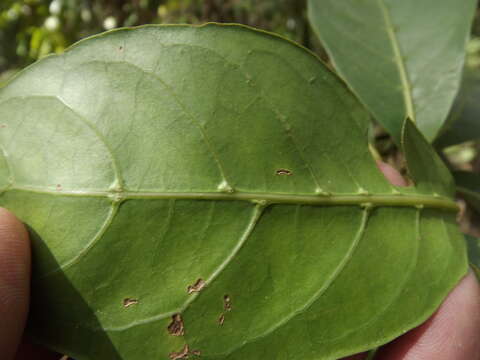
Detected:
left=0, top=207, right=31, bottom=293
left=376, top=161, right=408, bottom=187
left=15, top=341, right=61, bottom=360
left=376, top=271, right=480, bottom=360
left=0, top=207, right=31, bottom=359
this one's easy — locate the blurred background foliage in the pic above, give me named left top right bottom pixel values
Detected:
left=0, top=0, right=319, bottom=78
left=0, top=0, right=480, bottom=235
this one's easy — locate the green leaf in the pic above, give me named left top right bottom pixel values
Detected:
left=464, top=235, right=480, bottom=278
left=0, top=24, right=467, bottom=360
left=454, top=171, right=480, bottom=214
left=436, top=67, right=480, bottom=148
left=308, top=0, right=476, bottom=142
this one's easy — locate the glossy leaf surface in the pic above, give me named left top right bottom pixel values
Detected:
left=0, top=24, right=467, bottom=360
left=308, top=0, right=476, bottom=142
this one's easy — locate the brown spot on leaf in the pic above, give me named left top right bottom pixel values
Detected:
left=123, top=298, right=139, bottom=308
left=167, top=313, right=184, bottom=336
left=0, top=124, right=6, bottom=128
left=276, top=169, right=292, bottom=176
left=187, top=278, right=206, bottom=294
left=192, top=350, right=201, bottom=356
left=56, top=184, right=62, bottom=191
left=169, top=344, right=190, bottom=360
left=218, top=313, right=225, bottom=326
left=119, top=46, right=123, bottom=51
left=224, top=295, right=232, bottom=312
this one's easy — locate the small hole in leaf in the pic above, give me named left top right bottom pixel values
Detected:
left=187, top=278, right=206, bottom=294
left=376, top=161, right=409, bottom=187
left=167, top=313, right=184, bottom=336
left=276, top=169, right=292, bottom=176
left=223, top=295, right=232, bottom=311
left=169, top=344, right=190, bottom=360
left=192, top=349, right=201, bottom=356
left=123, top=298, right=139, bottom=308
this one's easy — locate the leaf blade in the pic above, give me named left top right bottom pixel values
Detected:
left=0, top=24, right=468, bottom=360
left=308, top=0, right=477, bottom=142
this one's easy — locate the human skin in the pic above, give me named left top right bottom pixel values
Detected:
left=342, top=163, right=480, bottom=360
left=0, top=163, right=479, bottom=360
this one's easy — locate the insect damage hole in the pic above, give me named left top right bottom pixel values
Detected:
left=187, top=278, right=206, bottom=294
left=167, top=313, right=185, bottom=336
left=169, top=344, right=201, bottom=359
left=123, top=298, right=139, bottom=308
left=276, top=169, right=293, bottom=176
left=218, top=294, right=232, bottom=326
left=169, top=344, right=189, bottom=360
left=224, top=295, right=232, bottom=311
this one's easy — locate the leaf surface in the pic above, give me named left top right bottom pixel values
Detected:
left=465, top=235, right=480, bottom=278
left=308, top=0, right=476, bottom=142
left=0, top=24, right=467, bottom=360
left=436, top=67, right=480, bottom=148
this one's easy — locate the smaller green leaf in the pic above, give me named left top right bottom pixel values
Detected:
left=436, top=67, right=480, bottom=148
left=403, top=119, right=455, bottom=197
left=308, top=0, right=477, bottom=143
left=465, top=235, right=480, bottom=278
left=454, top=171, right=480, bottom=214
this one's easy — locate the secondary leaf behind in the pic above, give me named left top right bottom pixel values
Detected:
left=308, top=0, right=476, bottom=142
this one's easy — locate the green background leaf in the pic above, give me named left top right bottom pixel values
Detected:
left=465, top=235, right=480, bottom=278
left=308, top=0, right=477, bottom=142
left=0, top=24, right=468, bottom=359
left=454, top=171, right=480, bottom=213
left=436, top=67, right=480, bottom=148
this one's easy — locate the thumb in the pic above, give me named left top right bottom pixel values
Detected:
left=0, top=208, right=31, bottom=359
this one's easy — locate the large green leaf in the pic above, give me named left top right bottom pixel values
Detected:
left=0, top=24, right=467, bottom=360
left=454, top=171, right=480, bottom=214
left=308, top=0, right=476, bottom=142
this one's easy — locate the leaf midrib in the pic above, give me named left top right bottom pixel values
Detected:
left=1, top=185, right=458, bottom=211
left=377, top=0, right=416, bottom=121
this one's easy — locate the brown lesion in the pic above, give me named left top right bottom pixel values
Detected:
left=276, top=169, right=293, bottom=176
left=187, top=278, right=206, bottom=294
left=167, top=313, right=185, bottom=336
left=223, top=295, right=232, bottom=312
left=218, top=294, right=232, bottom=326
left=123, top=298, right=139, bottom=308
left=169, top=344, right=189, bottom=360
left=169, top=344, right=201, bottom=359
